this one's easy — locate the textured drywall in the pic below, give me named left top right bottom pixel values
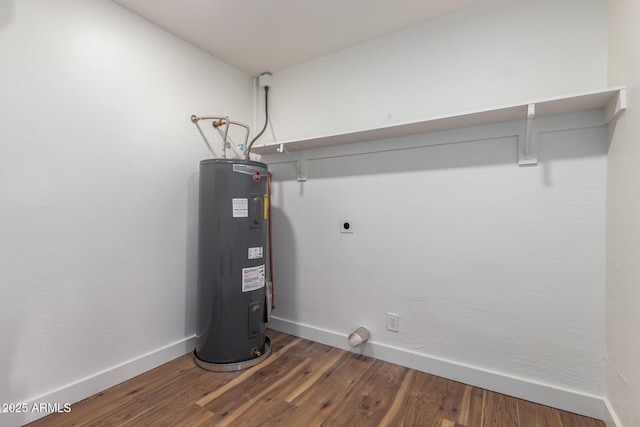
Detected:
left=0, top=0, right=615, bottom=424
left=263, top=0, right=607, bottom=143
left=0, top=0, right=251, bottom=422
left=263, top=0, right=608, bottom=399
left=266, top=122, right=607, bottom=397
left=606, top=1, right=640, bottom=426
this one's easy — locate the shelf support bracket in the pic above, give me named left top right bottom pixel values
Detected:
left=604, top=88, right=627, bottom=125
left=519, top=103, right=538, bottom=166
left=277, top=144, right=307, bottom=182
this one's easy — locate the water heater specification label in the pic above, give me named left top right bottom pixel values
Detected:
left=232, top=198, right=248, bottom=218
left=242, top=265, right=265, bottom=292
left=248, top=247, right=263, bottom=259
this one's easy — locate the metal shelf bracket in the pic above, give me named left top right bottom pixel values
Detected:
left=277, top=144, right=307, bottom=182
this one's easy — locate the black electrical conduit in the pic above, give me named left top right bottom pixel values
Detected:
left=245, top=85, right=269, bottom=160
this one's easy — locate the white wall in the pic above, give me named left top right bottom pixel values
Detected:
left=266, top=122, right=608, bottom=412
left=0, top=0, right=251, bottom=424
left=264, top=0, right=607, bottom=143
left=606, top=1, right=640, bottom=426
left=263, top=0, right=609, bottom=416
left=0, top=0, right=616, bottom=423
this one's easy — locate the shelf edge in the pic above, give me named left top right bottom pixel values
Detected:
left=253, top=86, right=626, bottom=155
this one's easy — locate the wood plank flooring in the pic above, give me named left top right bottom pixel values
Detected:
left=28, top=330, right=605, bottom=427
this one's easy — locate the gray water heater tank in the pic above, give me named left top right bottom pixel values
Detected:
left=194, top=158, right=270, bottom=371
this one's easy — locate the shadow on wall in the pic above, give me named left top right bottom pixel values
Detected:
left=0, top=1, right=11, bottom=33
left=307, top=136, right=520, bottom=180
left=185, top=170, right=200, bottom=340
left=261, top=122, right=607, bottom=181
left=269, top=204, right=299, bottom=323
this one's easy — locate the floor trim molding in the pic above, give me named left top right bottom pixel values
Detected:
left=13, top=321, right=619, bottom=426
left=603, top=398, right=624, bottom=427
left=11, top=336, right=196, bottom=426
left=268, top=316, right=607, bottom=421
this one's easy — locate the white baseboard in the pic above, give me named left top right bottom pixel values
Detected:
left=603, top=398, right=624, bottom=427
left=7, top=321, right=620, bottom=426
left=7, top=336, right=196, bottom=427
left=268, top=316, right=608, bottom=421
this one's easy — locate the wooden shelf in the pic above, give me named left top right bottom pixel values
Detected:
left=252, top=87, right=626, bottom=156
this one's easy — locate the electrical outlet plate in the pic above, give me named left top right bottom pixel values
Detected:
left=386, top=312, right=399, bottom=332
left=258, top=72, right=272, bottom=88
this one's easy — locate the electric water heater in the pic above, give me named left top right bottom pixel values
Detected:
left=194, top=158, right=270, bottom=371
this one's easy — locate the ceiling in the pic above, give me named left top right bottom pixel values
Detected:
left=112, top=0, right=484, bottom=76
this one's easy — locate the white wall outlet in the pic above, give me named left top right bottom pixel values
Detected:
left=386, top=312, right=400, bottom=332
left=340, top=218, right=354, bottom=233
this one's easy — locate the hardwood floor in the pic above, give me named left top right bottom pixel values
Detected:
left=28, top=330, right=605, bottom=426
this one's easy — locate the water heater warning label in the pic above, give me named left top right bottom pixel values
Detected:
left=248, top=246, right=263, bottom=259
left=242, top=265, right=265, bottom=292
left=232, top=198, right=248, bottom=218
